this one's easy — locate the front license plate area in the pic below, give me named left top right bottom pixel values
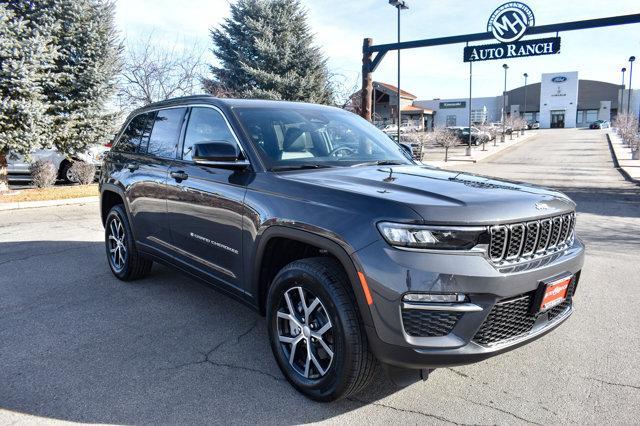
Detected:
left=534, top=275, right=572, bottom=313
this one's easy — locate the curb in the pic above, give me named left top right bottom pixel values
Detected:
left=605, top=132, right=640, bottom=185
left=425, top=131, right=537, bottom=168
left=0, top=196, right=99, bottom=211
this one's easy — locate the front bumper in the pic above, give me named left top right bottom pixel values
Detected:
left=354, top=237, right=585, bottom=369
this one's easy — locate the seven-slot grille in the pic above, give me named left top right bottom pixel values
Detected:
left=489, top=213, right=575, bottom=264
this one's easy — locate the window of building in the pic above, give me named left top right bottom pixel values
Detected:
left=446, top=115, right=457, bottom=126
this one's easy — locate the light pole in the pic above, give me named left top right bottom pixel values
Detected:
left=522, top=72, right=528, bottom=135
left=389, top=0, right=408, bottom=144
left=628, top=56, right=635, bottom=115
left=466, top=47, right=473, bottom=156
left=621, top=67, right=626, bottom=114
left=501, top=63, right=509, bottom=143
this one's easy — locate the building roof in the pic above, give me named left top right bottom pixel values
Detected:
left=374, top=81, right=417, bottom=99
left=401, top=105, right=433, bottom=114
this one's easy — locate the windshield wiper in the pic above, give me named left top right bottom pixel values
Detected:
left=350, top=160, right=407, bottom=167
left=270, top=164, right=334, bottom=172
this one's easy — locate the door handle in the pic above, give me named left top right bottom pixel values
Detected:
left=170, top=170, right=189, bottom=181
left=126, top=163, right=139, bottom=172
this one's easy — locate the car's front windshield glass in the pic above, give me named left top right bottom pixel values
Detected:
left=233, top=106, right=412, bottom=170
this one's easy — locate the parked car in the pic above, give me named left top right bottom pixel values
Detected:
left=446, top=126, right=490, bottom=145
left=589, top=120, right=610, bottom=129
left=490, top=122, right=513, bottom=134
left=400, top=122, right=422, bottom=132
left=7, top=145, right=108, bottom=184
left=380, top=124, right=399, bottom=134
left=528, top=121, right=540, bottom=129
left=100, top=96, right=584, bottom=401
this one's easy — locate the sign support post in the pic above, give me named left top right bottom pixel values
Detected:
left=360, top=7, right=640, bottom=124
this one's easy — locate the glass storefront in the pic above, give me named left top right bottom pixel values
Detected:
left=576, top=109, right=599, bottom=126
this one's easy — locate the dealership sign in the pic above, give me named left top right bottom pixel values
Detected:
left=463, top=2, right=561, bottom=62
left=439, top=101, right=466, bottom=109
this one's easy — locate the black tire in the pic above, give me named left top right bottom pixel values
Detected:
left=59, top=161, right=76, bottom=184
left=266, top=257, right=377, bottom=401
left=105, top=204, right=152, bottom=281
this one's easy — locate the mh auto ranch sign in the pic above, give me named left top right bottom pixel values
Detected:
left=463, top=2, right=561, bottom=62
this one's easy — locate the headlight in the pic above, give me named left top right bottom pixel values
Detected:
left=377, top=222, right=488, bottom=250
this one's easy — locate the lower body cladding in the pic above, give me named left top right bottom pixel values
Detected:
left=353, top=238, right=585, bottom=374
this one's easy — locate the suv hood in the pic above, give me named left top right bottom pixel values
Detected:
left=278, top=165, right=575, bottom=225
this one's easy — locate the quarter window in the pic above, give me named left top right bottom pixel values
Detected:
left=183, top=107, right=236, bottom=161
left=114, top=113, right=148, bottom=153
left=147, top=108, right=187, bottom=159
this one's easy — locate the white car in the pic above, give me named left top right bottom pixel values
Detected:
left=7, top=144, right=109, bottom=184
left=400, top=122, right=422, bottom=132
left=381, top=124, right=399, bottom=134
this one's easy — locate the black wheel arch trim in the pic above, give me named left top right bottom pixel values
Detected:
left=252, top=225, right=374, bottom=329
left=99, top=183, right=138, bottom=242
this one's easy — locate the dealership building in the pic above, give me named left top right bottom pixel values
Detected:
left=414, top=71, right=640, bottom=129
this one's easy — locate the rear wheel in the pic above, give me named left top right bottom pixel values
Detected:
left=266, top=257, right=377, bottom=401
left=105, top=204, right=152, bottom=281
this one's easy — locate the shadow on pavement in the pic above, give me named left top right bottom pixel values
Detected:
left=0, top=240, right=406, bottom=424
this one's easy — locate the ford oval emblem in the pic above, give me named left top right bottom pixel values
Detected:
left=551, top=76, right=567, bottom=83
left=487, top=2, right=535, bottom=43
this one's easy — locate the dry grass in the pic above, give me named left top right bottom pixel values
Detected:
left=0, top=184, right=98, bottom=203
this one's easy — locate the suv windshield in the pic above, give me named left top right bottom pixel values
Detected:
left=233, top=106, right=412, bottom=169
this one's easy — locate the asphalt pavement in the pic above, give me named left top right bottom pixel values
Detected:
left=1, top=129, right=639, bottom=424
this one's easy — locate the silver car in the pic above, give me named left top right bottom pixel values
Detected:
left=7, top=145, right=109, bottom=184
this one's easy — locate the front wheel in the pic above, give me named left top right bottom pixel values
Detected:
left=266, top=257, right=377, bottom=401
left=105, top=204, right=152, bottom=281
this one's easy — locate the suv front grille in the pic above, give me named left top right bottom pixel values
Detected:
left=472, top=277, right=577, bottom=346
left=401, top=309, right=462, bottom=337
left=489, top=213, right=575, bottom=264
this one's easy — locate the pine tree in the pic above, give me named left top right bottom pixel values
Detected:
left=9, top=0, right=122, bottom=156
left=0, top=4, right=56, bottom=191
left=206, top=0, right=334, bottom=104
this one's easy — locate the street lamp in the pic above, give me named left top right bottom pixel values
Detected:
left=501, top=63, right=509, bottom=143
left=389, top=0, right=408, bottom=144
left=466, top=46, right=473, bottom=156
left=621, top=67, right=626, bottom=114
left=628, top=56, right=635, bottom=114
left=522, top=72, right=528, bottom=135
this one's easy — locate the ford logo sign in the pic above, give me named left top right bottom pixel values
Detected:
left=487, top=2, right=535, bottom=43
left=551, top=76, right=567, bottom=83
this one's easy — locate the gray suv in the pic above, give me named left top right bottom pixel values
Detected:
left=99, top=96, right=585, bottom=401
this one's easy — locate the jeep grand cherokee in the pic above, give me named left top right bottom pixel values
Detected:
left=99, top=96, right=584, bottom=401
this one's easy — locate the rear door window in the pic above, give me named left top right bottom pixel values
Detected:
left=147, top=108, right=187, bottom=159
left=182, top=107, right=236, bottom=161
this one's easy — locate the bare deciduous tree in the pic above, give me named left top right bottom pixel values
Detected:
left=613, top=113, right=640, bottom=159
left=118, top=35, right=206, bottom=109
left=405, top=127, right=458, bottom=162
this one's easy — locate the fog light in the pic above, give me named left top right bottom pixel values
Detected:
left=402, top=293, right=467, bottom=303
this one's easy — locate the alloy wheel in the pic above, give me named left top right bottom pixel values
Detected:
left=107, top=216, right=127, bottom=272
left=276, top=286, right=334, bottom=379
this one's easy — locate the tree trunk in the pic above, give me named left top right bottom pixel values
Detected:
left=444, top=147, right=449, bottom=162
left=0, top=150, right=8, bottom=192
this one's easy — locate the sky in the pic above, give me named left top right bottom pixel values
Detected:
left=115, top=0, right=640, bottom=100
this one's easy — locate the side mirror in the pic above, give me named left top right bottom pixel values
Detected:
left=400, top=142, right=414, bottom=157
left=192, top=141, right=250, bottom=168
